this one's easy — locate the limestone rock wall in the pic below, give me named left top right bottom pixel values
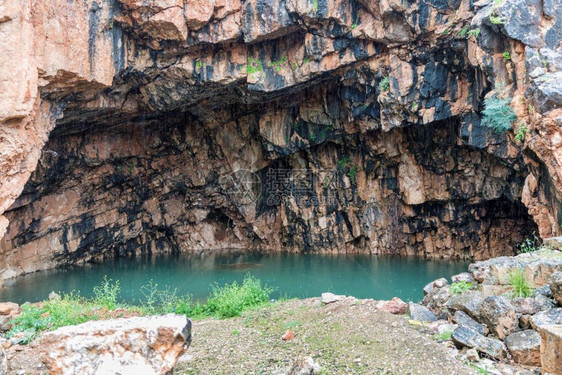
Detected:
left=0, top=0, right=560, bottom=280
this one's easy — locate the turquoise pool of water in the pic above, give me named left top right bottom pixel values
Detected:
left=0, top=251, right=469, bottom=304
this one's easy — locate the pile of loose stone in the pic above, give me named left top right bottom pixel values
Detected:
left=408, top=246, right=562, bottom=374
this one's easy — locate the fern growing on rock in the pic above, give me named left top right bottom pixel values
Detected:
left=482, top=94, right=516, bottom=133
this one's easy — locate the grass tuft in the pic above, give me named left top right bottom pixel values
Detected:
left=508, top=269, right=533, bottom=298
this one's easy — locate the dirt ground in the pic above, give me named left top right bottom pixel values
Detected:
left=6, top=298, right=478, bottom=374
left=175, top=298, right=477, bottom=375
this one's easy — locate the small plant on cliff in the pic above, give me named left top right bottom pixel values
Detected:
left=379, top=77, right=390, bottom=92
left=450, top=281, right=473, bottom=295
left=338, top=155, right=351, bottom=169
left=481, top=94, right=516, bottom=133
left=244, top=58, right=264, bottom=75
left=466, top=28, right=480, bottom=40
left=351, top=23, right=358, bottom=30
left=93, top=275, right=120, bottom=310
left=459, top=27, right=468, bottom=38
left=515, top=122, right=529, bottom=143
left=508, top=269, right=533, bottom=298
left=489, top=14, right=505, bottom=25
left=348, top=164, right=359, bottom=183
left=517, top=232, right=541, bottom=254
left=269, top=56, right=288, bottom=72
left=502, top=51, right=511, bottom=60
left=310, top=0, right=318, bottom=13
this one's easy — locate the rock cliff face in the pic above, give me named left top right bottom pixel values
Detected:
left=0, top=0, right=560, bottom=280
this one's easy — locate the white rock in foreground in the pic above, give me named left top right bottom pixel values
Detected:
left=41, top=314, right=191, bottom=375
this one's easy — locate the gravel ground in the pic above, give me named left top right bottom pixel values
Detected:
left=175, top=298, right=478, bottom=375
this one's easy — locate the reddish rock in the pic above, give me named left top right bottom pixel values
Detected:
left=0, top=302, right=19, bottom=316
left=281, top=330, right=294, bottom=341
left=375, top=297, right=408, bottom=315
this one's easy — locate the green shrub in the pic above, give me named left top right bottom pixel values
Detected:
left=481, top=94, right=516, bottom=133
left=8, top=293, right=97, bottom=343
left=93, top=276, right=120, bottom=310
left=379, top=77, right=390, bottom=92
left=502, top=51, right=511, bottom=60
left=450, top=281, right=473, bottom=295
left=508, top=269, right=533, bottom=298
left=203, top=274, right=273, bottom=318
left=517, top=232, right=541, bottom=254
left=140, top=280, right=191, bottom=315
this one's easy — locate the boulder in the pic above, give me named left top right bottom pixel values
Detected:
left=468, top=251, right=562, bottom=287
left=321, top=293, right=345, bottom=304
left=0, top=302, right=19, bottom=316
left=478, top=296, right=519, bottom=340
left=433, top=278, right=448, bottom=288
left=423, top=278, right=448, bottom=296
left=41, top=314, right=191, bottom=375
left=504, top=330, right=541, bottom=366
left=549, top=271, right=562, bottom=305
left=452, top=310, right=488, bottom=335
left=423, top=281, right=434, bottom=296
left=530, top=308, right=562, bottom=329
left=451, top=326, right=507, bottom=359
left=544, top=237, right=562, bottom=249
left=534, top=285, right=554, bottom=298
left=374, top=297, right=407, bottom=315
left=452, top=272, right=475, bottom=284
left=538, top=325, right=562, bottom=374
left=511, top=297, right=551, bottom=316
left=408, top=302, right=437, bottom=322
left=0, top=316, right=12, bottom=333
left=422, top=285, right=452, bottom=309
left=534, top=294, right=556, bottom=311
left=445, top=291, right=485, bottom=319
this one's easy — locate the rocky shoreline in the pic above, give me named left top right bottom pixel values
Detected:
left=1, top=247, right=561, bottom=374
left=414, top=245, right=562, bottom=374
